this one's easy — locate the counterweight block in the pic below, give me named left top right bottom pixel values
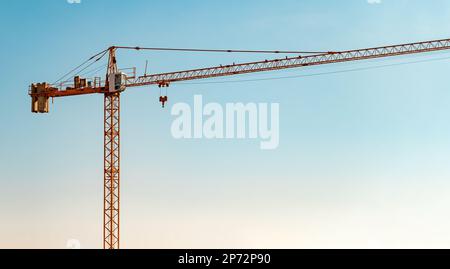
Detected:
left=30, top=83, right=56, bottom=113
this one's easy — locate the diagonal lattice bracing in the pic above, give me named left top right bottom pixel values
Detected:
left=104, top=93, right=120, bottom=249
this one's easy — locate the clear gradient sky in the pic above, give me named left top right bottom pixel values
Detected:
left=2, top=0, right=450, bottom=249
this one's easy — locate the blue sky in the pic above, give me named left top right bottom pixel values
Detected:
left=2, top=0, right=450, bottom=248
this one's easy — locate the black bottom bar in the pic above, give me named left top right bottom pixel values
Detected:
left=1, top=249, right=449, bottom=267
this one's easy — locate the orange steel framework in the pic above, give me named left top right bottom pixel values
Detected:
left=29, top=38, right=450, bottom=249
left=103, top=48, right=121, bottom=249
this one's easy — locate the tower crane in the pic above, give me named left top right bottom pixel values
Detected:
left=29, top=38, right=450, bottom=249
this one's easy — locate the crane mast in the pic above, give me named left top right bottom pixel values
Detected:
left=104, top=47, right=121, bottom=249
left=28, top=38, right=450, bottom=249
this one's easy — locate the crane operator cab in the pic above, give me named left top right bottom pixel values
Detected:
left=108, top=72, right=127, bottom=93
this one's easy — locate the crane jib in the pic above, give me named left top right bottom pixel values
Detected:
left=128, top=38, right=450, bottom=87
left=30, top=38, right=450, bottom=110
